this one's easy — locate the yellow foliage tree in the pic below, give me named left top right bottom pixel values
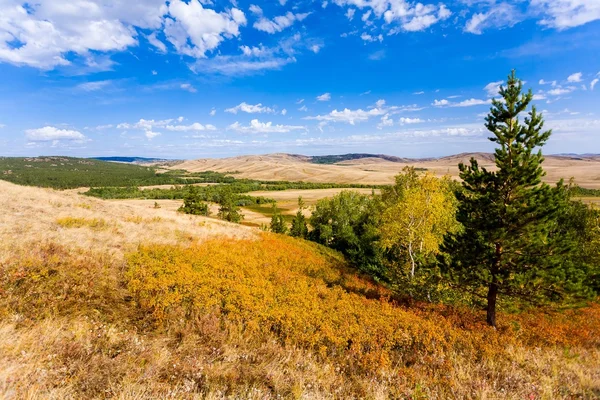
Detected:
left=379, top=167, right=459, bottom=281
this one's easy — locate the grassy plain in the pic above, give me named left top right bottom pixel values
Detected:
left=1, top=179, right=599, bottom=398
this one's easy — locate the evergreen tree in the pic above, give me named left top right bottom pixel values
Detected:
left=270, top=203, right=288, bottom=234
left=178, top=186, right=210, bottom=216
left=290, top=196, right=308, bottom=238
left=440, top=71, right=593, bottom=327
left=217, top=186, right=244, bottom=223
left=309, top=191, right=384, bottom=278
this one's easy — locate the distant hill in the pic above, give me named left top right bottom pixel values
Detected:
left=309, top=153, right=420, bottom=164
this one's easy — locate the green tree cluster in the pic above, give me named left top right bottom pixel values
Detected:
left=305, top=71, right=599, bottom=327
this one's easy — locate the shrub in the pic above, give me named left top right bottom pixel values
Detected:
left=56, top=217, right=110, bottom=230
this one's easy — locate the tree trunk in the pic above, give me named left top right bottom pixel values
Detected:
left=486, top=282, right=498, bottom=327
left=487, top=242, right=502, bottom=328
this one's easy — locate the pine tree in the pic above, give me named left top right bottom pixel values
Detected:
left=178, top=186, right=210, bottom=216
left=270, top=203, right=288, bottom=234
left=217, top=186, right=243, bottom=223
left=440, top=70, right=592, bottom=327
left=290, top=196, right=308, bottom=238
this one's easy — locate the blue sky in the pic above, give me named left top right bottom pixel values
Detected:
left=0, top=0, right=599, bottom=159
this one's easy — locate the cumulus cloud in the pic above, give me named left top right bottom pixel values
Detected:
left=332, top=0, right=450, bottom=33
left=432, top=99, right=449, bottom=106
left=0, top=0, right=166, bottom=69
left=531, top=0, right=600, bottom=29
left=398, top=117, right=424, bottom=124
left=253, top=12, right=310, bottom=34
left=228, top=119, right=306, bottom=134
left=433, top=98, right=490, bottom=107
left=0, top=0, right=252, bottom=70
left=316, top=92, right=331, bottom=101
left=225, top=102, right=275, bottom=114
left=145, top=130, right=161, bottom=139
left=25, top=126, right=86, bottom=141
left=117, top=117, right=186, bottom=132
left=165, top=123, right=216, bottom=131
left=567, top=72, right=582, bottom=83
left=484, top=80, right=503, bottom=97
left=360, top=33, right=383, bottom=42
left=305, top=107, right=388, bottom=125
left=164, top=0, right=246, bottom=58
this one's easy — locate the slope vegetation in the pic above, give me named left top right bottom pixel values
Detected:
left=0, top=181, right=599, bottom=398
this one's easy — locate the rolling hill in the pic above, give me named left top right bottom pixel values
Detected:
left=174, top=152, right=600, bottom=188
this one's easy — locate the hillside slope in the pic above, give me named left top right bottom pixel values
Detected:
left=1, top=181, right=599, bottom=398
left=174, top=153, right=600, bottom=188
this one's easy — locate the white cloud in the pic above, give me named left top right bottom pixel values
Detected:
left=310, top=44, right=322, bottom=53
left=164, top=0, right=246, bottom=58
left=190, top=34, right=306, bottom=76
left=567, top=72, right=582, bottom=83
left=465, top=3, right=521, bottom=34
left=253, top=12, right=310, bottom=34
left=539, top=79, right=557, bottom=86
left=0, top=0, right=252, bottom=70
left=147, top=32, right=168, bottom=53
left=346, top=9, right=356, bottom=20
left=533, top=93, right=547, bottom=100
left=165, top=123, right=216, bottom=131
left=531, top=0, right=600, bottom=29
left=225, top=102, right=275, bottom=114
left=305, top=107, right=388, bottom=125
left=377, top=114, right=394, bottom=129
left=296, top=99, right=305, bottom=104
left=281, top=109, right=288, bottom=115
left=152, top=70, right=158, bottom=75
left=145, top=130, right=161, bottom=139
left=228, top=119, right=306, bottom=134
left=249, top=4, right=263, bottom=15
left=375, top=99, right=386, bottom=108
left=398, top=117, right=424, bottom=124
left=210, top=108, right=217, bottom=116
left=180, top=83, right=197, bottom=93
left=332, top=0, right=450, bottom=33
left=591, top=79, right=599, bottom=91
left=484, top=80, right=503, bottom=97
left=360, top=33, right=383, bottom=42
left=453, top=98, right=491, bottom=107
left=413, top=91, right=425, bottom=95
left=317, top=92, right=331, bottom=101
left=547, top=87, right=575, bottom=96
left=77, top=80, right=113, bottom=92
left=117, top=117, right=183, bottom=131
left=0, top=0, right=166, bottom=69
left=298, top=105, right=308, bottom=112
left=433, top=98, right=490, bottom=107
left=25, top=126, right=86, bottom=141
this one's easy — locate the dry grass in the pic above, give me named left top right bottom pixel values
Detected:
left=174, top=153, right=600, bottom=188
left=1, top=180, right=599, bottom=399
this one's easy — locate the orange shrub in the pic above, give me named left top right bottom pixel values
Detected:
left=126, top=234, right=554, bottom=372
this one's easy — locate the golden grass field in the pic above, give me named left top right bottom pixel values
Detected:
left=1, top=179, right=599, bottom=398
left=174, top=153, right=600, bottom=188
